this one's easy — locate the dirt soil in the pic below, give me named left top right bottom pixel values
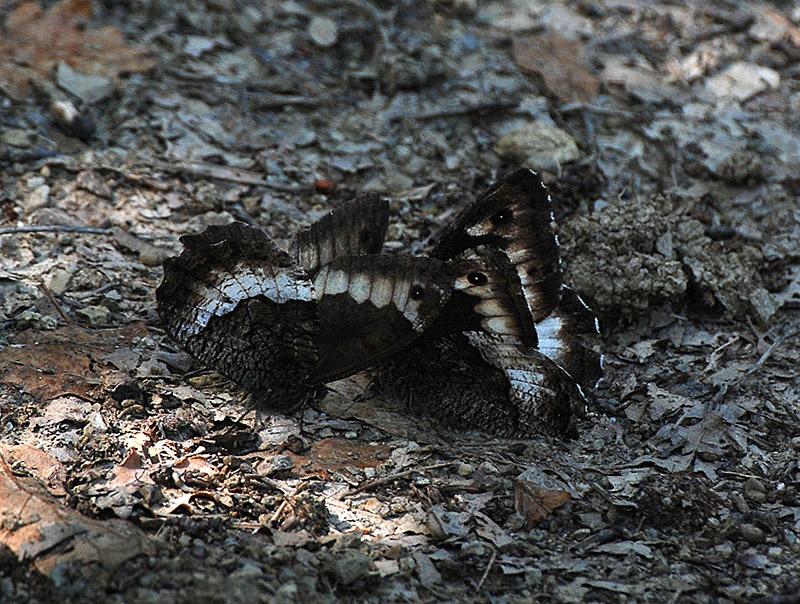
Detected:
left=1, top=1, right=800, bottom=603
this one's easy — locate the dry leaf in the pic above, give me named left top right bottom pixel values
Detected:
left=513, top=479, right=571, bottom=527
left=513, top=34, right=599, bottom=103
left=0, top=453, right=155, bottom=583
left=0, top=0, right=155, bottom=100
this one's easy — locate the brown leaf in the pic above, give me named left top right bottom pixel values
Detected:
left=0, top=0, right=155, bottom=100
left=514, top=479, right=571, bottom=527
left=0, top=453, right=155, bottom=583
left=0, top=443, right=67, bottom=496
left=513, top=34, right=599, bottom=104
left=0, top=323, right=148, bottom=401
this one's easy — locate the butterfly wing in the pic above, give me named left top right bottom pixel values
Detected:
left=462, top=332, right=584, bottom=436
left=309, top=255, right=456, bottom=383
left=433, top=169, right=561, bottom=322
left=290, top=193, right=390, bottom=277
left=434, top=170, right=602, bottom=389
left=421, top=246, right=538, bottom=346
left=536, top=286, right=603, bottom=391
left=156, top=223, right=319, bottom=407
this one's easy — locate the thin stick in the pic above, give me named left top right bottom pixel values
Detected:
left=0, top=225, right=111, bottom=236
left=37, top=279, right=71, bottom=324
left=335, top=462, right=453, bottom=500
left=477, top=548, right=497, bottom=590
left=390, top=101, right=519, bottom=123
left=744, top=325, right=800, bottom=379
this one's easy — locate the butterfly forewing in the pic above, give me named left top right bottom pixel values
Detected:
left=433, top=169, right=562, bottom=322
left=291, top=193, right=390, bottom=278
left=425, top=247, right=538, bottom=346
left=310, top=255, right=455, bottom=383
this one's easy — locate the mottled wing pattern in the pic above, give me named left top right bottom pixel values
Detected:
left=310, top=255, right=456, bottom=383
left=156, top=223, right=319, bottom=407
left=463, top=332, right=584, bottom=436
left=433, top=169, right=561, bottom=322
left=291, top=194, right=390, bottom=277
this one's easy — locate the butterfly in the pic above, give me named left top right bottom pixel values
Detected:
left=376, top=169, right=602, bottom=437
left=156, top=195, right=536, bottom=410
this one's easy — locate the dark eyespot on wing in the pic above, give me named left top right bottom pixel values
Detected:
left=291, top=193, right=390, bottom=277
left=433, top=169, right=561, bottom=322
left=427, top=246, right=537, bottom=346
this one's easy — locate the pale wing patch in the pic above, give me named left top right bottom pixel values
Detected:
left=369, top=274, right=394, bottom=308
left=315, top=267, right=349, bottom=296
left=536, top=315, right=565, bottom=358
left=190, top=267, right=314, bottom=331
left=348, top=271, right=372, bottom=304
left=482, top=316, right=516, bottom=335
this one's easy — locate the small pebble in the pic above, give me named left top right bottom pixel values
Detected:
left=457, top=463, right=475, bottom=477
left=477, top=461, right=499, bottom=475
left=739, top=523, right=765, bottom=545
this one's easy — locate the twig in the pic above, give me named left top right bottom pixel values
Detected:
left=334, top=461, right=454, bottom=500
left=744, top=325, right=800, bottom=379
left=37, top=279, right=71, bottom=324
left=390, top=101, right=519, bottom=123
left=559, top=103, right=637, bottom=119
left=146, top=159, right=302, bottom=191
left=0, top=225, right=111, bottom=236
left=476, top=548, right=497, bottom=590
left=252, top=94, right=321, bottom=110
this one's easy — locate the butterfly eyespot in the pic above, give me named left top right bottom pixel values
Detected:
left=490, top=209, right=513, bottom=226
left=410, top=285, right=426, bottom=300
left=468, top=272, right=488, bottom=286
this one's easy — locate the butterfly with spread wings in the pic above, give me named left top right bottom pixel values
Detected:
left=156, top=194, right=537, bottom=411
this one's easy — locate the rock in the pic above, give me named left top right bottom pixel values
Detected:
left=739, top=524, right=765, bottom=545
left=325, top=550, right=374, bottom=585
left=75, top=305, right=111, bottom=326
left=495, top=122, right=580, bottom=171
left=460, top=541, right=485, bottom=557
left=56, top=62, right=113, bottom=103
left=705, top=62, right=779, bottom=102
left=308, top=16, right=338, bottom=48
left=15, top=309, right=58, bottom=331
left=478, top=461, right=500, bottom=475
left=22, top=184, right=51, bottom=213
left=1, top=128, right=31, bottom=147
left=457, top=463, right=475, bottom=476
left=743, top=478, right=767, bottom=503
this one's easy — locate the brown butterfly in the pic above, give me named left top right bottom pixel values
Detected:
left=376, top=170, right=601, bottom=437
left=156, top=196, right=531, bottom=409
left=433, top=169, right=602, bottom=392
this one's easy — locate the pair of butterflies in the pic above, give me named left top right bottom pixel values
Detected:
left=156, top=170, right=601, bottom=437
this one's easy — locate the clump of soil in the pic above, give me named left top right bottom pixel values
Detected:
left=560, top=194, right=776, bottom=322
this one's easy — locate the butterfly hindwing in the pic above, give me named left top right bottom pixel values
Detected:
left=156, top=223, right=319, bottom=407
